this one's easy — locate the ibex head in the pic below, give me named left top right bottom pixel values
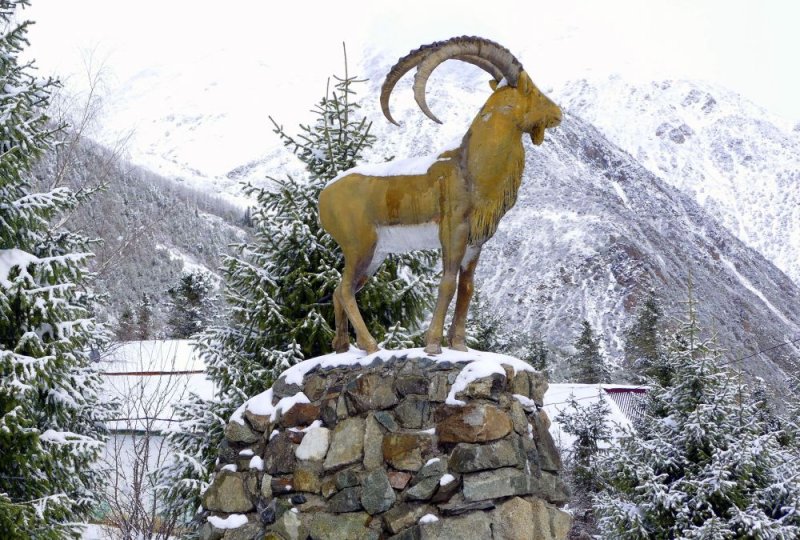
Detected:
left=380, top=36, right=562, bottom=145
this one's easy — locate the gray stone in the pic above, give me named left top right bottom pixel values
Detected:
left=272, top=377, right=303, bottom=399
left=363, top=414, right=384, bottom=470
left=261, top=473, right=273, bottom=499
left=334, top=468, right=360, bottom=489
left=509, top=400, right=528, bottom=435
left=270, top=508, right=307, bottom=540
left=430, top=474, right=460, bottom=503
left=199, top=522, right=224, bottom=540
left=360, top=469, right=396, bottom=515
left=394, top=396, right=432, bottom=429
left=415, top=458, right=447, bottom=479
left=532, top=471, right=569, bottom=505
left=449, top=438, right=523, bottom=473
left=264, top=432, right=297, bottom=475
left=427, top=373, right=449, bottom=402
left=383, top=503, right=435, bottom=534
left=320, top=395, right=339, bottom=428
left=418, top=510, right=492, bottom=540
left=222, top=521, right=263, bottom=540
left=462, top=467, right=535, bottom=502
left=224, top=419, right=260, bottom=444
left=458, top=373, right=505, bottom=401
left=345, top=372, right=398, bottom=414
left=244, top=409, right=272, bottom=432
left=510, top=371, right=548, bottom=406
left=324, top=417, right=365, bottom=471
left=532, top=410, right=562, bottom=472
left=304, top=373, right=329, bottom=401
left=336, top=393, right=349, bottom=419
left=328, top=487, right=363, bottom=513
left=307, top=512, right=378, bottom=540
left=395, top=375, right=429, bottom=396
left=491, top=497, right=535, bottom=540
left=437, top=495, right=495, bottom=516
left=404, top=475, right=440, bottom=501
left=388, top=527, right=421, bottom=540
left=202, top=471, right=254, bottom=513
left=374, top=410, right=399, bottom=432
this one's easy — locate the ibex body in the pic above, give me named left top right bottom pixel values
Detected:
left=319, top=37, right=561, bottom=355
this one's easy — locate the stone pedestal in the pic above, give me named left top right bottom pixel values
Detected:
left=199, top=349, right=571, bottom=540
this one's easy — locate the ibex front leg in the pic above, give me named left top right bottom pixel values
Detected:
left=447, top=247, right=481, bottom=351
left=425, top=226, right=469, bottom=355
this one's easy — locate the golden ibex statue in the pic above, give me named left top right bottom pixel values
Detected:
left=319, top=36, right=562, bottom=355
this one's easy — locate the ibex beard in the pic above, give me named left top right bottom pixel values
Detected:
left=318, top=36, right=562, bottom=355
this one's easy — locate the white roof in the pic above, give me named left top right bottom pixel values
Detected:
left=98, top=340, right=215, bottom=432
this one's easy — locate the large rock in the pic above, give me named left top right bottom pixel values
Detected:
left=449, top=437, right=524, bottom=473
left=491, top=497, right=535, bottom=540
left=307, top=512, right=378, bottom=540
left=437, top=403, right=512, bottom=443
left=382, top=433, right=435, bottom=471
left=324, top=417, right=365, bottom=470
left=360, top=469, right=396, bottom=514
left=418, top=510, right=492, bottom=540
left=345, top=373, right=398, bottom=414
left=462, top=467, right=534, bottom=502
left=202, top=471, right=254, bottom=513
left=295, top=426, right=330, bottom=461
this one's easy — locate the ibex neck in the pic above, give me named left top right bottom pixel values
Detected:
left=463, top=108, right=526, bottom=245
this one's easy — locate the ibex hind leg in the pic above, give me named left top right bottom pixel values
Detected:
left=331, top=287, right=350, bottom=353
left=339, top=249, right=379, bottom=354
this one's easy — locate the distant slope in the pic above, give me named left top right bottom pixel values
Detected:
left=558, top=77, right=800, bottom=286
left=32, top=136, right=248, bottom=329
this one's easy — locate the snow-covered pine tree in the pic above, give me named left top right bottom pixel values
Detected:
left=166, top=270, right=215, bottom=339
left=465, top=287, right=504, bottom=351
left=160, top=54, right=438, bottom=528
left=569, top=320, right=610, bottom=383
left=624, top=289, right=667, bottom=384
left=0, top=1, right=111, bottom=537
left=556, top=393, right=613, bottom=536
left=594, top=288, right=800, bottom=539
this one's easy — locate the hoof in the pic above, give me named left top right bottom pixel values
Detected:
left=332, top=338, right=351, bottom=354
left=358, top=339, right=379, bottom=354
left=449, top=341, right=468, bottom=352
left=424, top=344, right=443, bottom=355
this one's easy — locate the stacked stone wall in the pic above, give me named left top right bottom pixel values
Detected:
left=200, top=352, right=571, bottom=540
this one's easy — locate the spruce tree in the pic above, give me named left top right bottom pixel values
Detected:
left=135, top=292, right=153, bottom=340
left=0, top=1, right=111, bottom=536
left=569, top=320, right=610, bottom=383
left=594, top=289, right=800, bottom=538
left=624, top=289, right=667, bottom=384
left=160, top=54, right=437, bottom=527
left=166, top=270, right=215, bottom=339
left=465, top=288, right=504, bottom=351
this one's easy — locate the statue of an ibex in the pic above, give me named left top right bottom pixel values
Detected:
left=319, top=36, right=562, bottom=355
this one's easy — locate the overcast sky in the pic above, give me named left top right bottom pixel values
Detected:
left=23, top=0, right=800, bottom=123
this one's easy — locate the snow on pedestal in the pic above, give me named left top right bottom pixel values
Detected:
left=200, top=347, right=571, bottom=540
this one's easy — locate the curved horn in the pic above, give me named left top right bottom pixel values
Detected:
left=380, top=40, right=452, bottom=126
left=413, top=37, right=523, bottom=124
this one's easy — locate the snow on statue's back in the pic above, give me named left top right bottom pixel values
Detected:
left=317, top=36, right=562, bottom=356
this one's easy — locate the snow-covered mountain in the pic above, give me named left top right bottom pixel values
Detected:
left=81, top=53, right=800, bottom=385
left=558, top=76, right=800, bottom=287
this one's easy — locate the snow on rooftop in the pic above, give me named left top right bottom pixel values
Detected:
left=544, top=383, right=647, bottom=450
left=99, top=340, right=215, bottom=432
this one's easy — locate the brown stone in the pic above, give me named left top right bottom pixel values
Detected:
left=244, top=409, right=272, bottom=433
left=304, top=373, right=328, bottom=401
left=345, top=372, right=398, bottom=414
left=388, top=471, right=412, bottom=490
left=271, top=475, right=295, bottom=494
left=294, top=462, right=322, bottom=494
left=491, top=497, right=535, bottom=540
left=436, top=403, right=513, bottom=443
left=382, top=433, right=435, bottom=471
left=280, top=402, right=321, bottom=428
left=287, top=430, right=306, bottom=444
left=382, top=503, right=435, bottom=534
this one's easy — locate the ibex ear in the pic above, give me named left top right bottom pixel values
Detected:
left=518, top=72, right=534, bottom=95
